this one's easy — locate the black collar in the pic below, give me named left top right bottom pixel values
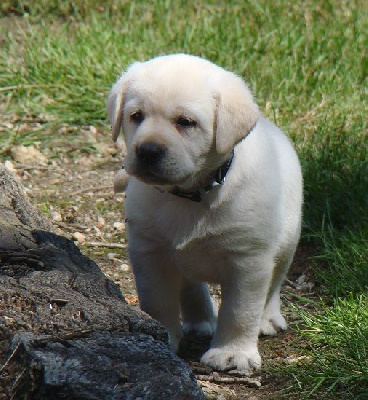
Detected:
left=169, top=151, right=235, bottom=202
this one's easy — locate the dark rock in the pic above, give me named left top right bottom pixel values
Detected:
left=9, top=331, right=205, bottom=400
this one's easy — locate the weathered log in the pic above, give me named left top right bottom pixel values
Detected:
left=0, top=164, right=205, bottom=400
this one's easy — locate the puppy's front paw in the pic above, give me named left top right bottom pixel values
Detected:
left=200, top=347, right=261, bottom=373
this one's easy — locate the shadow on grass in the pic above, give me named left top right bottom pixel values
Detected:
left=300, top=115, right=367, bottom=296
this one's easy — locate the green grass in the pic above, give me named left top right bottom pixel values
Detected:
left=314, top=228, right=367, bottom=297
left=285, top=226, right=368, bottom=398
left=288, top=294, right=368, bottom=399
left=1, top=1, right=367, bottom=398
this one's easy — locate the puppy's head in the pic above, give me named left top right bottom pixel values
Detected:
left=107, top=54, right=259, bottom=188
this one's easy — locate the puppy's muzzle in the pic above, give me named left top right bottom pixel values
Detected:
left=136, top=142, right=167, bottom=167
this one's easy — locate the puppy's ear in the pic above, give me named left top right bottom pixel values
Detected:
left=107, top=75, right=129, bottom=142
left=215, top=72, right=260, bottom=155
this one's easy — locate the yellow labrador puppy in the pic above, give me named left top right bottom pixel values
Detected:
left=107, top=54, right=303, bottom=373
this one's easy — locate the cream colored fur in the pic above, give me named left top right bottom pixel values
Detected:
left=107, top=54, right=303, bottom=373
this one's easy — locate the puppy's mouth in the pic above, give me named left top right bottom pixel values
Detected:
left=127, top=161, right=190, bottom=187
left=135, top=169, right=175, bottom=185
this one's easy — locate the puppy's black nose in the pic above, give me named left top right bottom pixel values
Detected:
left=136, top=142, right=166, bottom=165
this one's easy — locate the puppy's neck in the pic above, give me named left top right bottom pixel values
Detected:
left=168, top=151, right=235, bottom=202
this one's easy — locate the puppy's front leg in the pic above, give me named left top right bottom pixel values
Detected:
left=201, top=255, right=272, bottom=373
left=129, top=249, right=183, bottom=352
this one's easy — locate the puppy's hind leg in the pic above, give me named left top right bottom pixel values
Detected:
left=181, top=280, right=218, bottom=337
left=260, top=247, right=296, bottom=336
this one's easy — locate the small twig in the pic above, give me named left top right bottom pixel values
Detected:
left=10, top=367, right=27, bottom=396
left=72, top=185, right=113, bottom=195
left=196, top=372, right=261, bottom=387
left=54, top=329, right=94, bottom=341
left=0, top=342, right=22, bottom=373
left=54, top=221, right=89, bottom=231
left=190, top=362, right=212, bottom=375
left=14, top=165, right=55, bottom=171
left=50, top=299, right=69, bottom=306
left=285, top=278, right=298, bottom=288
left=0, top=250, right=41, bottom=260
left=87, top=241, right=127, bottom=249
left=0, top=250, right=44, bottom=267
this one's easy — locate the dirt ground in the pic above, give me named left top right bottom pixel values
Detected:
left=2, top=121, right=316, bottom=399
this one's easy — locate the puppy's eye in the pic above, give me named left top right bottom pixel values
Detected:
left=175, top=116, right=197, bottom=128
left=130, top=110, right=144, bottom=124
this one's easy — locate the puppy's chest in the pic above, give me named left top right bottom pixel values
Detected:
left=156, top=204, right=255, bottom=253
left=159, top=211, right=228, bottom=279
left=157, top=206, right=269, bottom=282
